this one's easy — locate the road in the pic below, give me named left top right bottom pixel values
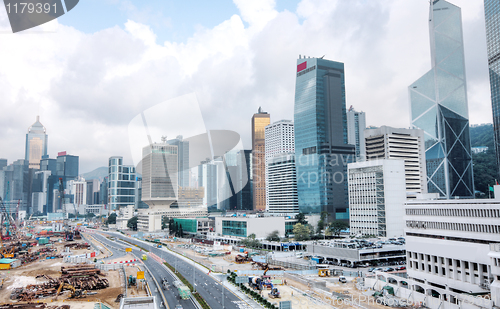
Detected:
left=93, top=233, right=196, bottom=309
left=102, top=232, right=246, bottom=309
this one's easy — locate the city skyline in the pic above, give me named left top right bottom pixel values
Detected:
left=0, top=0, right=492, bottom=175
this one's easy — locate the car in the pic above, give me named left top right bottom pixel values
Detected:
left=367, top=267, right=375, bottom=272
left=396, top=266, right=406, bottom=270
left=373, top=267, right=383, bottom=272
left=175, top=305, right=183, bottom=309
left=339, top=276, right=347, bottom=283
left=384, top=267, right=395, bottom=272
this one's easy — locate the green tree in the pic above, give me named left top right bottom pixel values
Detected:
left=127, top=216, right=138, bottom=231
left=85, top=213, right=96, bottom=219
left=295, top=213, right=308, bottom=225
left=316, top=211, right=328, bottom=234
left=179, top=224, right=184, bottom=238
left=292, top=223, right=311, bottom=241
left=266, top=230, right=280, bottom=242
left=107, top=213, right=117, bottom=225
left=161, top=216, right=169, bottom=230
left=328, top=220, right=349, bottom=237
left=241, top=234, right=261, bottom=248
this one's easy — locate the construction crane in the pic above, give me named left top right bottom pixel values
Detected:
left=0, top=196, right=18, bottom=241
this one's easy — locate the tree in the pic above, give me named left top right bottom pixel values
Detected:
left=292, top=223, right=311, bottom=241
left=295, top=213, right=308, bottom=225
left=68, top=213, right=76, bottom=219
left=266, top=230, right=280, bottom=242
left=328, top=220, right=349, bottom=237
left=241, top=234, right=261, bottom=248
left=107, top=213, right=117, bottom=225
left=179, top=224, right=184, bottom=238
left=316, top=211, right=328, bottom=234
left=85, top=213, right=96, bottom=219
left=127, top=216, right=138, bottom=231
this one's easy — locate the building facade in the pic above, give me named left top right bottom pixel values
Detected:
left=365, top=126, right=427, bottom=196
left=236, top=150, right=253, bottom=211
left=347, top=107, right=366, bottom=160
left=294, top=56, right=355, bottom=217
left=252, top=107, right=270, bottom=211
left=25, top=116, right=48, bottom=170
left=484, top=0, right=500, bottom=180
left=409, top=0, right=474, bottom=198
left=403, top=194, right=500, bottom=309
left=198, top=160, right=218, bottom=210
left=348, top=159, right=406, bottom=238
left=165, top=136, right=190, bottom=188
left=267, top=154, right=299, bottom=214
left=108, top=156, right=137, bottom=210
left=141, top=142, right=178, bottom=208
left=265, top=120, right=295, bottom=211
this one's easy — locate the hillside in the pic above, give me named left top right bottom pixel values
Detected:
left=470, top=124, right=497, bottom=196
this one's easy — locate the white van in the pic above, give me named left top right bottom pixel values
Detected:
left=339, top=276, right=347, bottom=283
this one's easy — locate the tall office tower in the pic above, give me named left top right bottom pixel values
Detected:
left=214, top=157, right=231, bottom=210
left=365, top=126, right=427, bottom=196
left=409, top=0, right=474, bottom=198
left=135, top=178, right=149, bottom=209
left=0, top=159, right=7, bottom=170
left=25, top=116, right=48, bottom=169
left=198, top=159, right=218, bottom=210
left=484, top=0, right=500, bottom=179
left=2, top=159, right=29, bottom=213
left=265, top=120, right=297, bottom=213
left=56, top=152, right=79, bottom=177
left=346, top=107, right=366, bottom=160
left=294, top=56, right=355, bottom=218
left=99, top=177, right=108, bottom=206
left=31, top=170, right=52, bottom=214
left=252, top=107, right=270, bottom=211
left=166, top=136, right=190, bottom=188
left=40, top=156, right=57, bottom=174
left=73, top=179, right=87, bottom=207
left=236, top=150, right=253, bottom=211
left=141, top=143, right=178, bottom=207
left=86, top=179, right=100, bottom=205
left=108, top=156, right=137, bottom=210
left=267, top=154, right=299, bottom=214
left=348, top=160, right=406, bottom=238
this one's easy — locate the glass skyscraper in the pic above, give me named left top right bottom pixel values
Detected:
left=294, top=57, right=355, bottom=217
left=409, top=0, right=474, bottom=198
left=484, top=0, right=500, bottom=179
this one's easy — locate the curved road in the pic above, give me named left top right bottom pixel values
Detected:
left=93, top=233, right=196, bottom=309
left=102, top=232, right=247, bottom=309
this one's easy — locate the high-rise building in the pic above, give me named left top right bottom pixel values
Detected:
left=236, top=150, right=253, bottom=211
left=25, top=116, right=48, bottom=169
left=365, top=126, right=427, bottom=196
left=346, top=107, right=366, bottom=160
left=265, top=120, right=297, bottom=213
left=56, top=152, right=79, bottom=178
left=108, top=156, right=137, bottom=210
left=198, top=159, right=218, bottom=210
left=141, top=143, right=178, bottom=207
left=484, top=0, right=500, bottom=179
left=348, top=159, right=406, bottom=238
left=165, top=136, right=190, bottom=188
left=409, top=0, right=474, bottom=198
left=294, top=56, right=355, bottom=217
left=252, top=107, right=270, bottom=211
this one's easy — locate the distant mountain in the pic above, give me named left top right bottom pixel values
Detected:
left=470, top=123, right=494, bottom=149
left=80, top=166, right=108, bottom=180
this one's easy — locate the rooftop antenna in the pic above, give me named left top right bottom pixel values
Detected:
left=161, top=136, right=167, bottom=143
left=320, top=55, right=325, bottom=59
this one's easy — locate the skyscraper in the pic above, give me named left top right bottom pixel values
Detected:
left=108, top=156, right=137, bottom=210
left=294, top=56, right=355, bottom=218
left=484, top=0, right=500, bottom=179
left=165, top=136, right=190, bottom=188
left=365, top=126, right=427, bottom=196
left=25, top=116, right=48, bottom=169
left=251, top=107, right=270, bottom=211
left=141, top=142, right=178, bottom=207
left=346, top=107, right=366, bottom=160
left=409, top=0, right=474, bottom=198
left=236, top=150, right=253, bottom=211
left=198, top=159, right=218, bottom=210
left=265, top=120, right=298, bottom=213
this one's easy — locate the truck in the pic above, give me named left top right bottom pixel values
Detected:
left=142, top=254, right=147, bottom=261
left=173, top=281, right=191, bottom=299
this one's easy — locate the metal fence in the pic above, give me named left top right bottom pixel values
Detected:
left=267, top=258, right=316, bottom=270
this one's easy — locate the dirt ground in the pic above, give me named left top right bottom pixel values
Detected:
left=124, top=266, right=148, bottom=297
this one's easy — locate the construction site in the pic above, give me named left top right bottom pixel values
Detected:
left=0, top=198, right=148, bottom=309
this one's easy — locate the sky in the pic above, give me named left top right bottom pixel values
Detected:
left=0, top=0, right=492, bottom=174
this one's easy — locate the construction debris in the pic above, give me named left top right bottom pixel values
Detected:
left=63, top=243, right=90, bottom=250
left=10, top=265, right=109, bottom=301
left=0, top=303, right=70, bottom=309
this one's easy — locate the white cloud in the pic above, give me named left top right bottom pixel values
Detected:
left=0, top=0, right=492, bottom=174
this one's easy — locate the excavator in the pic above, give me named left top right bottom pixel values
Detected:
left=54, top=283, right=86, bottom=300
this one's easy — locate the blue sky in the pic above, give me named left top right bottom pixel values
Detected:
left=58, top=0, right=301, bottom=44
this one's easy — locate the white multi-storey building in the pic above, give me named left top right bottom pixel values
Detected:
left=265, top=120, right=296, bottom=212
left=365, top=126, right=427, bottom=196
left=108, top=156, right=137, bottom=210
left=348, top=159, right=406, bottom=237
left=366, top=190, right=500, bottom=309
left=347, top=107, right=366, bottom=160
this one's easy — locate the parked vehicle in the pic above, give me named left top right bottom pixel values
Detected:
left=339, top=276, right=347, bottom=283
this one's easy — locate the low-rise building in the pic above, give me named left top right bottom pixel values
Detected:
left=116, top=205, right=135, bottom=230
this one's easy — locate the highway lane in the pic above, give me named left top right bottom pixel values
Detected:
left=93, top=234, right=196, bottom=309
left=105, top=232, right=246, bottom=309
